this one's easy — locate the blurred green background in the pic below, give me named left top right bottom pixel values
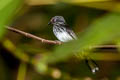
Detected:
left=1, top=0, right=120, bottom=80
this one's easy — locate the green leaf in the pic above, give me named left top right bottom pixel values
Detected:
left=0, top=0, right=22, bottom=39
left=62, top=0, right=120, bottom=12
left=27, top=0, right=120, bottom=12
left=0, top=0, right=12, bottom=10
left=47, top=13, right=120, bottom=63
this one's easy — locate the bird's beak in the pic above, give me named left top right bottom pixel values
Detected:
left=48, top=21, right=51, bottom=25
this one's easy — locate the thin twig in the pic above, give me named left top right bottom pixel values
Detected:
left=91, top=45, right=119, bottom=49
left=6, top=26, right=62, bottom=45
left=6, top=26, right=119, bottom=49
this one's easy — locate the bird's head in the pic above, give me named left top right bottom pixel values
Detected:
left=48, top=16, right=66, bottom=25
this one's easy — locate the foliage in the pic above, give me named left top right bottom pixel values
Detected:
left=0, top=0, right=22, bottom=39
left=46, top=13, right=120, bottom=63
left=0, top=0, right=120, bottom=80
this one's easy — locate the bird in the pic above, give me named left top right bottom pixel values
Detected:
left=48, top=16, right=99, bottom=74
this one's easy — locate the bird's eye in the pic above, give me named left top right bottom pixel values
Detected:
left=51, top=19, right=55, bottom=23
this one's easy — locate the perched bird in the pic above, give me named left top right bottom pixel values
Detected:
left=48, top=16, right=99, bottom=74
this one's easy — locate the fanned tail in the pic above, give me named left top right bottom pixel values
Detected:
left=85, top=59, right=99, bottom=74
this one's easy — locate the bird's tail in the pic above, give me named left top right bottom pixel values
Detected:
left=85, top=58, right=99, bottom=74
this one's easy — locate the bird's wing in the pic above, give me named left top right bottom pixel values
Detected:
left=64, top=24, right=77, bottom=40
left=66, top=28, right=77, bottom=40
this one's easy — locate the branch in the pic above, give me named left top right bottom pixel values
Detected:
left=90, top=45, right=119, bottom=49
left=6, top=26, right=62, bottom=45
left=6, top=26, right=118, bottom=49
